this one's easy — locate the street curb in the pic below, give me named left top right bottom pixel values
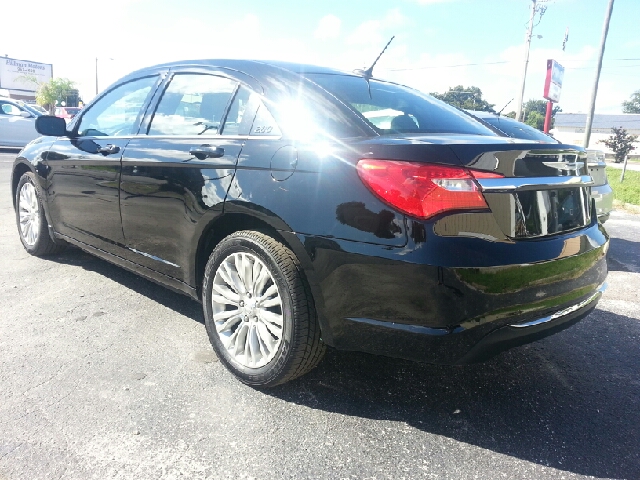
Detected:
left=613, top=200, right=640, bottom=215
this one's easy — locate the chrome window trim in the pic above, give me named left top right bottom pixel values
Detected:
left=67, top=134, right=283, bottom=141
left=139, top=134, right=283, bottom=140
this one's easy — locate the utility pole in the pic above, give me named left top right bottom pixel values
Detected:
left=583, top=0, right=615, bottom=148
left=515, top=1, right=549, bottom=122
left=515, top=0, right=537, bottom=122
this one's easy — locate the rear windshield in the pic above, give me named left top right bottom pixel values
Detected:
left=481, top=116, right=557, bottom=143
left=305, top=73, right=496, bottom=136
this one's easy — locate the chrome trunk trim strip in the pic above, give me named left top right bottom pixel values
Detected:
left=478, top=175, right=594, bottom=192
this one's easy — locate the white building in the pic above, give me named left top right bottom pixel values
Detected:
left=551, top=113, right=640, bottom=159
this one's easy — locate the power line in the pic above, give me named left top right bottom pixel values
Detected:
left=566, top=63, right=640, bottom=70
left=387, top=61, right=510, bottom=71
left=384, top=58, right=640, bottom=72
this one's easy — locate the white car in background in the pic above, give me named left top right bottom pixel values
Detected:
left=27, top=103, right=48, bottom=115
left=0, top=97, right=40, bottom=148
left=585, top=149, right=614, bottom=222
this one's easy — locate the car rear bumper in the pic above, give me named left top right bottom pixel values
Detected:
left=455, top=282, right=606, bottom=363
left=291, top=219, right=609, bottom=364
left=335, top=281, right=606, bottom=365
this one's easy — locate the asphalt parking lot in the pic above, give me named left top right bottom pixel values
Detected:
left=1, top=149, right=639, bottom=480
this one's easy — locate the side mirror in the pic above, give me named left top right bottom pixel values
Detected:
left=35, top=115, right=68, bottom=137
left=20, top=111, right=32, bottom=118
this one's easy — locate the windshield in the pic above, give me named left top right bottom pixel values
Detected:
left=305, top=73, right=496, bottom=136
left=481, top=116, right=557, bottom=143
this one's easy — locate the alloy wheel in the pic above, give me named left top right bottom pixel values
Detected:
left=18, top=182, right=40, bottom=246
left=210, top=252, right=283, bottom=368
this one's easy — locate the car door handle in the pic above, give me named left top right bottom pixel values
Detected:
left=189, top=145, right=224, bottom=160
left=97, top=144, right=120, bottom=155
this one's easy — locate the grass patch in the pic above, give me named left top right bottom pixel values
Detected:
left=606, top=167, right=640, bottom=206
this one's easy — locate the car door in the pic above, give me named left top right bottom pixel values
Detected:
left=119, top=69, right=258, bottom=283
left=0, top=100, right=37, bottom=146
left=44, top=75, right=162, bottom=252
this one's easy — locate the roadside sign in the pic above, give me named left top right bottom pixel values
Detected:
left=0, top=57, right=53, bottom=92
left=543, top=59, right=564, bottom=103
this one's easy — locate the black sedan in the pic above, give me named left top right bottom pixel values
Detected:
left=11, top=60, right=608, bottom=387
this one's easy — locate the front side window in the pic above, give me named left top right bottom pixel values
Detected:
left=306, top=74, right=496, bottom=136
left=77, top=76, right=158, bottom=137
left=148, top=74, right=237, bottom=136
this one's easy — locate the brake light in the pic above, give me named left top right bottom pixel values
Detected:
left=356, top=160, right=503, bottom=220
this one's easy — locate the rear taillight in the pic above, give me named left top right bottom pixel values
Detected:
left=356, top=160, right=503, bottom=220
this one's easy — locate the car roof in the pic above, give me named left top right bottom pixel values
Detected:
left=124, top=59, right=350, bottom=80
left=466, top=110, right=498, bottom=119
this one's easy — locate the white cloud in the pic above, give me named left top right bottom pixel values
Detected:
left=314, top=15, right=341, bottom=40
left=380, top=52, right=475, bottom=95
left=347, top=9, right=408, bottom=47
left=409, top=0, right=454, bottom=4
left=383, top=8, right=408, bottom=28
left=347, top=20, right=384, bottom=47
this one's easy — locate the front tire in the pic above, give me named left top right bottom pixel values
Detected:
left=15, top=172, right=66, bottom=256
left=202, top=231, right=325, bottom=387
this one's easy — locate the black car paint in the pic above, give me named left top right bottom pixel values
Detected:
left=11, top=60, right=608, bottom=364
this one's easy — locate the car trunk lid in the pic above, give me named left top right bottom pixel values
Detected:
left=355, top=137, right=593, bottom=239
left=448, top=142, right=593, bottom=239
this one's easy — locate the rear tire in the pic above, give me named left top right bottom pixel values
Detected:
left=15, top=172, right=66, bottom=256
left=202, top=231, right=325, bottom=387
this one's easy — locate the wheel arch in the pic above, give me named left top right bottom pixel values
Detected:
left=11, top=161, right=32, bottom=209
left=193, top=209, right=333, bottom=346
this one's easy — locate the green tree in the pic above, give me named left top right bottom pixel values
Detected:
left=622, top=90, right=640, bottom=114
left=430, top=85, right=495, bottom=112
left=522, top=99, right=547, bottom=117
left=599, top=127, right=638, bottom=163
left=521, top=99, right=561, bottom=130
left=525, top=111, right=545, bottom=130
left=36, top=78, right=76, bottom=114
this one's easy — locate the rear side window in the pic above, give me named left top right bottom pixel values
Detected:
left=306, top=74, right=495, bottom=136
left=148, top=74, right=237, bottom=136
left=250, top=101, right=281, bottom=136
left=220, top=86, right=254, bottom=136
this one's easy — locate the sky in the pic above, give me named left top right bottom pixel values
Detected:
left=2, top=0, right=639, bottom=114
